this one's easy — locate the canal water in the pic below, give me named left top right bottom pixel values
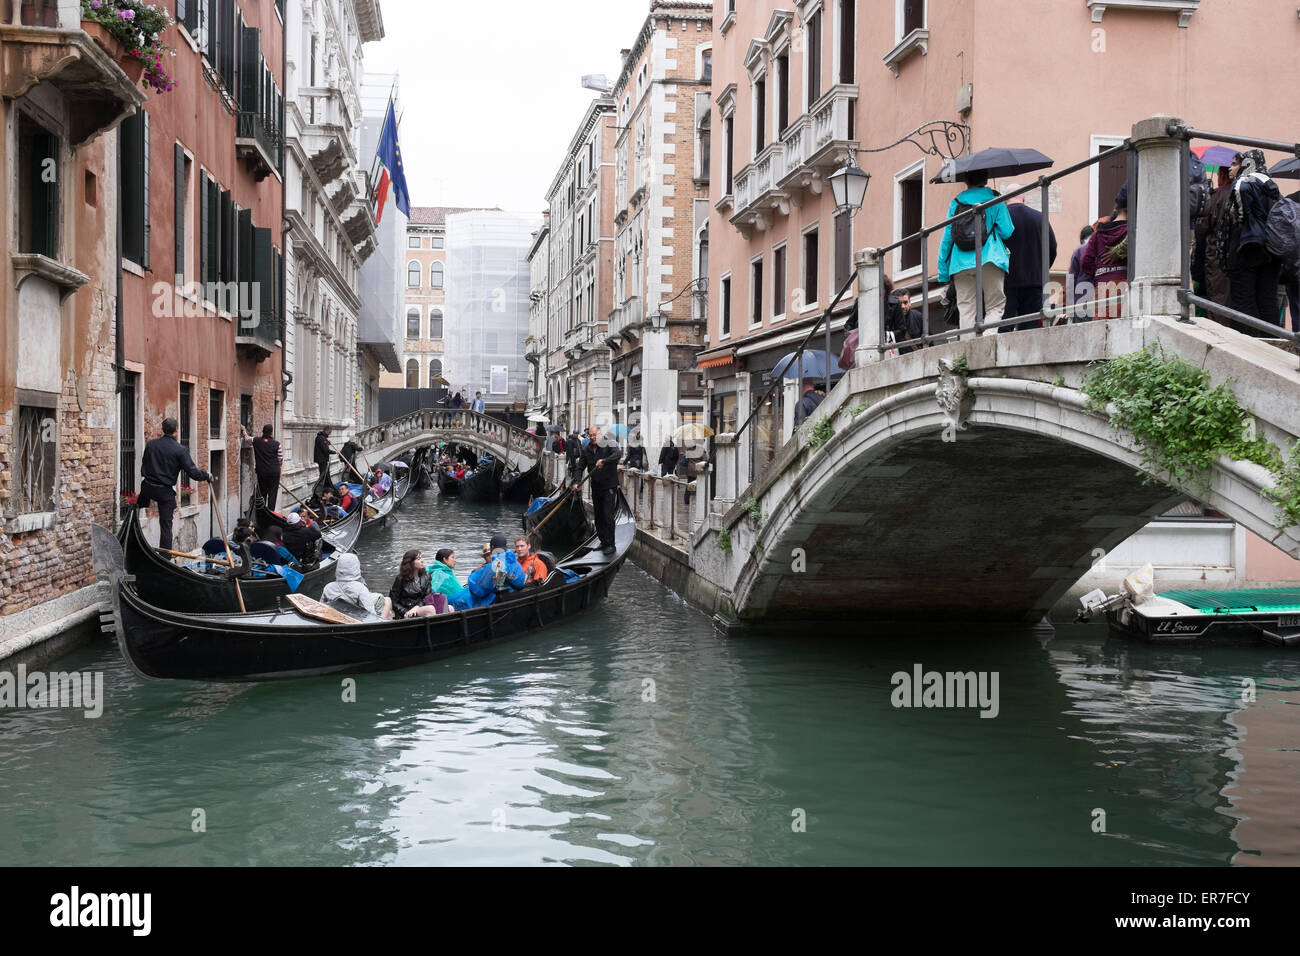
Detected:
left=1, top=487, right=1297, bottom=866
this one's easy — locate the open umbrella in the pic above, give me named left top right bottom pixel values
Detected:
left=1192, top=144, right=1238, bottom=169
left=673, top=422, right=714, bottom=441
left=606, top=423, right=630, bottom=439
left=771, top=349, right=845, bottom=381
left=930, top=148, right=1054, bottom=185
left=525, top=411, right=548, bottom=423
left=1270, top=157, right=1300, bottom=180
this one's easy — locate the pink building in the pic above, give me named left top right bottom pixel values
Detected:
left=701, top=0, right=1300, bottom=476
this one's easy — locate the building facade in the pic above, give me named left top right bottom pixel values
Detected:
left=282, top=0, right=384, bottom=483
left=441, top=210, right=540, bottom=413
left=525, top=215, right=551, bottom=418
left=608, top=1, right=712, bottom=451
left=115, top=0, right=286, bottom=551
left=0, top=0, right=143, bottom=650
left=703, top=0, right=1300, bottom=486
left=546, top=98, right=617, bottom=432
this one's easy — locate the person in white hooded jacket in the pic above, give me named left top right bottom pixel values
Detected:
left=321, top=553, right=393, bottom=620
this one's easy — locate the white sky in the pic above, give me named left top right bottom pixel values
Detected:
left=363, top=0, right=652, bottom=213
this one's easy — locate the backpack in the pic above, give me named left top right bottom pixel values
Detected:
left=951, top=199, right=981, bottom=253
left=1264, top=197, right=1300, bottom=263
left=1188, top=153, right=1211, bottom=224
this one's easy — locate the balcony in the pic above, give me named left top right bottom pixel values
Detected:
left=237, top=111, right=283, bottom=181
left=0, top=7, right=146, bottom=147
left=730, top=141, right=787, bottom=236
left=778, top=85, right=858, bottom=200
left=1087, top=0, right=1199, bottom=27
left=606, top=295, right=644, bottom=345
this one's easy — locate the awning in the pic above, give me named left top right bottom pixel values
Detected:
left=697, top=350, right=736, bottom=370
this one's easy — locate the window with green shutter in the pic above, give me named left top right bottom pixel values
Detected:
left=18, top=114, right=58, bottom=259
left=119, top=110, right=149, bottom=268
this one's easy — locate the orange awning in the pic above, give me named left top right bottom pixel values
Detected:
left=698, top=351, right=735, bottom=370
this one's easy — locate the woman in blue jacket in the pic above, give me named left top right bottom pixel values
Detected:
left=937, top=171, right=1015, bottom=330
left=450, top=533, right=526, bottom=609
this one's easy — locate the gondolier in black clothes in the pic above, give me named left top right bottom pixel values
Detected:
left=137, top=417, right=210, bottom=550
left=241, top=424, right=282, bottom=510
left=313, top=426, right=333, bottom=489
left=340, top=437, right=363, bottom=473
left=572, top=425, right=622, bottom=555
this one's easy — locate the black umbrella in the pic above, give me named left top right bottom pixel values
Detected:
left=930, top=148, right=1054, bottom=185
left=1269, top=157, right=1300, bottom=180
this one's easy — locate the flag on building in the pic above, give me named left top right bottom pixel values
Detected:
left=374, top=98, right=410, bottom=223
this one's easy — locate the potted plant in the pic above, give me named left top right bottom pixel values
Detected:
left=80, top=0, right=177, bottom=93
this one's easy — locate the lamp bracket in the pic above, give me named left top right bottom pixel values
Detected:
left=853, top=121, right=971, bottom=160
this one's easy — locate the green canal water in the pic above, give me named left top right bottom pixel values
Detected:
left=1, top=490, right=1297, bottom=866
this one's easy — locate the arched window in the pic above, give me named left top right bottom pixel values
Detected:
left=407, top=261, right=421, bottom=288
left=430, top=359, right=443, bottom=383
left=428, top=308, right=443, bottom=339
left=430, top=262, right=444, bottom=289
left=406, top=307, right=420, bottom=339
left=405, top=359, right=419, bottom=389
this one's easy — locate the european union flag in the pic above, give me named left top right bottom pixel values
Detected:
left=377, top=98, right=410, bottom=218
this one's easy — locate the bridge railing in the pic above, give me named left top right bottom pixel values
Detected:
left=352, top=408, right=546, bottom=462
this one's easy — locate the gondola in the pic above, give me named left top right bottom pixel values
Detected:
left=500, top=460, right=548, bottom=504
left=462, top=457, right=504, bottom=503
left=119, top=504, right=359, bottom=614
left=437, top=469, right=463, bottom=496
left=361, top=490, right=396, bottom=531
left=523, top=488, right=595, bottom=558
left=391, top=465, right=412, bottom=504
left=103, top=492, right=636, bottom=682
left=249, top=495, right=364, bottom=554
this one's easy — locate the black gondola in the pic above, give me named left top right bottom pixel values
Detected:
left=437, top=470, right=463, bottom=496
left=523, top=488, right=595, bottom=558
left=104, top=492, right=636, bottom=682
left=120, top=504, right=360, bottom=614
left=249, top=495, right=363, bottom=553
left=462, top=457, right=504, bottom=503
left=361, top=491, right=396, bottom=531
left=391, top=466, right=412, bottom=504
left=501, top=461, right=548, bottom=504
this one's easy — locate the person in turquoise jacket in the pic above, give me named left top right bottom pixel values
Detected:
left=426, top=548, right=466, bottom=603
left=937, top=170, right=1015, bottom=330
left=450, top=534, right=526, bottom=610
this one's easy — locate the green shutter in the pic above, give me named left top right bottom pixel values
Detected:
left=205, top=0, right=217, bottom=63
left=240, top=23, right=261, bottom=113
left=208, top=178, right=221, bottom=290
left=141, top=111, right=150, bottom=270
left=174, top=143, right=186, bottom=282
left=34, top=132, right=58, bottom=258
left=219, top=188, right=232, bottom=285
left=237, top=208, right=253, bottom=289
left=253, top=226, right=272, bottom=337
left=198, top=169, right=209, bottom=287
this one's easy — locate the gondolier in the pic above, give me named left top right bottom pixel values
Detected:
left=313, top=427, right=333, bottom=488
left=241, top=424, right=283, bottom=510
left=137, top=417, right=210, bottom=550
left=340, top=437, right=363, bottom=472
left=573, top=425, right=621, bottom=555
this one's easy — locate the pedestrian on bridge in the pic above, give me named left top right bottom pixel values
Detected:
left=1002, top=186, right=1058, bottom=330
left=138, top=417, right=210, bottom=551
left=471, top=392, right=486, bottom=414
left=937, top=170, right=1014, bottom=330
left=1221, top=150, right=1282, bottom=334
left=658, top=436, right=679, bottom=477
left=793, top=379, right=826, bottom=428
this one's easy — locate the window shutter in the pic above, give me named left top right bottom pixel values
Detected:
left=205, top=0, right=217, bottom=62
left=174, top=143, right=185, bottom=282
left=208, top=178, right=221, bottom=290
left=272, top=247, right=283, bottom=343
left=141, top=111, right=150, bottom=270
left=237, top=208, right=253, bottom=286
left=219, top=188, right=232, bottom=285
left=198, top=169, right=209, bottom=287
left=253, top=226, right=273, bottom=330
left=37, top=132, right=58, bottom=258
left=240, top=23, right=261, bottom=112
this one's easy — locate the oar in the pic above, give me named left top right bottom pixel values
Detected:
left=529, top=469, right=593, bottom=540
left=209, top=476, right=246, bottom=613
left=328, top=438, right=369, bottom=485
left=278, top=480, right=323, bottom=523
left=157, top=548, right=204, bottom=560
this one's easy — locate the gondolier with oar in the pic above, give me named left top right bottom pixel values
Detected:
left=572, top=425, right=621, bottom=555
left=137, top=417, right=210, bottom=551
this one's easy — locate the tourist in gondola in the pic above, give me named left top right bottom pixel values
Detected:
left=137, top=416, right=211, bottom=551
left=241, top=424, right=283, bottom=511
left=370, top=466, right=393, bottom=497
left=231, top=517, right=256, bottom=546
left=426, top=548, right=466, bottom=603
left=574, top=425, right=622, bottom=555
left=450, top=534, right=526, bottom=609
left=388, top=550, right=446, bottom=618
left=258, top=526, right=298, bottom=566
left=335, top=483, right=356, bottom=514
left=514, top=536, right=549, bottom=585
left=282, top=513, right=322, bottom=566
left=321, top=553, right=394, bottom=620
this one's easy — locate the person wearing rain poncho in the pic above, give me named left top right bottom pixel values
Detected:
left=321, top=553, right=394, bottom=620
left=450, top=533, right=526, bottom=610
left=1216, top=149, right=1283, bottom=333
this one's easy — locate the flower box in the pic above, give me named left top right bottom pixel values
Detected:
left=81, top=17, right=146, bottom=84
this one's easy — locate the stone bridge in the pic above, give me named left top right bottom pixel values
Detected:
left=694, top=314, right=1300, bottom=625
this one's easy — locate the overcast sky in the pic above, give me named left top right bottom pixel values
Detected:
left=364, top=0, right=652, bottom=214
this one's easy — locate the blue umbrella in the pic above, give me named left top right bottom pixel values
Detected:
left=607, top=423, right=630, bottom=439
left=929, top=148, right=1054, bottom=185
left=771, top=350, right=845, bottom=381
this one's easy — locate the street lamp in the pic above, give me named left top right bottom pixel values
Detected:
left=828, top=156, right=870, bottom=215
left=647, top=309, right=668, bottom=332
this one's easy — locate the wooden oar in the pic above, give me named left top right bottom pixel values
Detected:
left=157, top=548, right=204, bottom=560
left=209, top=476, right=246, bottom=613
left=529, top=469, right=593, bottom=540
left=278, top=479, right=322, bottom=523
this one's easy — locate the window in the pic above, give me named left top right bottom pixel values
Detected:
left=806, top=10, right=822, bottom=105
left=834, top=211, right=853, bottom=290
left=895, top=162, right=924, bottom=273
left=405, top=359, right=419, bottom=389
left=18, top=114, right=58, bottom=259
left=430, top=359, right=443, bottom=382
left=178, top=382, right=194, bottom=504
left=120, top=110, right=150, bottom=268
left=433, top=236, right=444, bottom=249
left=17, top=404, right=57, bottom=514
left=119, top=373, right=139, bottom=510
left=406, top=307, right=421, bottom=339
left=429, top=308, right=443, bottom=339
left=803, top=227, right=819, bottom=306
left=776, top=53, right=790, bottom=137
left=750, top=256, right=764, bottom=326
left=753, top=77, right=766, bottom=152
left=407, top=261, right=421, bottom=287
left=701, top=49, right=712, bottom=83
left=724, top=115, right=735, bottom=194
left=720, top=273, right=732, bottom=337
left=431, top=262, right=443, bottom=289
left=902, top=0, right=926, bottom=36
left=773, top=244, right=787, bottom=318
left=208, top=388, right=224, bottom=440
left=839, top=0, right=856, bottom=83
left=408, top=236, right=421, bottom=248
left=174, top=145, right=192, bottom=283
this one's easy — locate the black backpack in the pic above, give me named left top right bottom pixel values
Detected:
left=1188, top=153, right=1211, bottom=223
left=951, top=199, right=982, bottom=253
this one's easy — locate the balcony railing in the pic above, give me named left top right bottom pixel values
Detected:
left=731, top=141, right=787, bottom=232
left=608, top=295, right=644, bottom=342
left=779, top=85, right=858, bottom=192
left=237, top=111, right=283, bottom=179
